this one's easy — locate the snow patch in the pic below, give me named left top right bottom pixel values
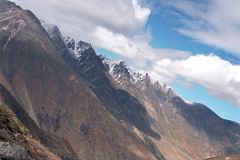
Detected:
left=183, top=98, right=194, bottom=105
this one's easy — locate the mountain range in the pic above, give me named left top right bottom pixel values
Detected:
left=0, top=0, right=240, bottom=159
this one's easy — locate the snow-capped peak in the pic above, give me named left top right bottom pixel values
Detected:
left=182, top=98, right=194, bottom=105
left=103, top=59, right=126, bottom=74
left=63, top=38, right=92, bottom=59
left=42, top=22, right=93, bottom=60
left=41, top=22, right=176, bottom=99
left=161, top=83, right=176, bottom=97
left=41, top=21, right=62, bottom=39
left=103, top=58, right=144, bottom=83
left=102, top=58, right=177, bottom=98
left=64, top=37, right=75, bottom=50
left=76, top=41, right=91, bottom=53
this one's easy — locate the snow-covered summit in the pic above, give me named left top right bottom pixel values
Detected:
left=102, top=58, right=176, bottom=98
left=63, top=37, right=93, bottom=59
left=76, top=41, right=92, bottom=53
left=64, top=37, right=75, bottom=50
left=103, top=58, right=146, bottom=84
left=103, top=59, right=127, bottom=74
left=42, top=22, right=177, bottom=99
left=42, top=22, right=93, bottom=60
left=41, top=22, right=62, bottom=39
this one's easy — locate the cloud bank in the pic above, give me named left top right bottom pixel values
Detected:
left=11, top=0, right=146, bottom=59
left=12, top=0, right=190, bottom=61
left=148, top=54, right=240, bottom=106
left=160, top=0, right=240, bottom=58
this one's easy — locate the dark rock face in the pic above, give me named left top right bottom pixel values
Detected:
left=171, top=97, right=240, bottom=154
left=45, top=25, right=160, bottom=139
left=172, top=97, right=240, bottom=140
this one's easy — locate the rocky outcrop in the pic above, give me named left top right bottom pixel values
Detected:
left=0, top=84, right=79, bottom=160
left=204, top=154, right=240, bottom=160
left=0, top=142, right=29, bottom=160
left=0, top=90, right=63, bottom=160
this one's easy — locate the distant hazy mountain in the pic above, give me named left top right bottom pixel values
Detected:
left=0, top=0, right=240, bottom=160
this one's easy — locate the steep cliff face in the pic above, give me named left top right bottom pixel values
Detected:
left=45, top=25, right=160, bottom=139
left=0, top=1, right=161, bottom=159
left=44, top=23, right=240, bottom=160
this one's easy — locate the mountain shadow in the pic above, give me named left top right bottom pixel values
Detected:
left=45, top=28, right=160, bottom=139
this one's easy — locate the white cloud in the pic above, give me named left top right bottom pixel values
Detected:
left=148, top=54, right=240, bottom=107
left=11, top=0, right=156, bottom=58
left=93, top=26, right=145, bottom=59
left=132, top=0, right=151, bottom=24
left=14, top=0, right=150, bottom=34
left=93, top=26, right=191, bottom=60
left=160, top=0, right=240, bottom=57
left=11, top=0, right=190, bottom=61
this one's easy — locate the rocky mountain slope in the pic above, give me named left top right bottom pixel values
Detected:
left=102, top=57, right=240, bottom=160
left=44, top=21, right=240, bottom=160
left=205, top=155, right=240, bottom=160
left=0, top=84, right=79, bottom=160
left=0, top=84, right=69, bottom=160
left=0, top=1, right=164, bottom=159
left=43, top=24, right=160, bottom=139
left=0, top=0, right=240, bottom=159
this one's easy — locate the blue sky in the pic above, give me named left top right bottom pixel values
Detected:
left=144, top=1, right=240, bottom=122
left=172, top=83, right=240, bottom=123
left=147, top=3, right=240, bottom=65
left=147, top=0, right=240, bottom=123
left=13, top=0, right=240, bottom=123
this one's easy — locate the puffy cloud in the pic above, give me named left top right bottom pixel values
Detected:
left=93, top=26, right=191, bottom=60
left=11, top=0, right=190, bottom=61
left=13, top=0, right=150, bottom=34
left=148, top=54, right=240, bottom=107
left=11, top=0, right=159, bottom=59
left=159, top=0, right=240, bottom=57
